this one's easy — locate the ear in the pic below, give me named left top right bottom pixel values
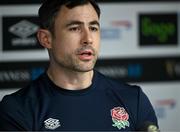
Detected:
left=37, top=29, right=52, bottom=49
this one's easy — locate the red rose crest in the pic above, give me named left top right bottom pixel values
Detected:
left=111, top=107, right=129, bottom=130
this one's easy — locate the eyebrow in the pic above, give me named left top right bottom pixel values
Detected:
left=66, top=20, right=100, bottom=27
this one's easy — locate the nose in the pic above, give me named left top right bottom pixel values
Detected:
left=81, top=27, right=93, bottom=45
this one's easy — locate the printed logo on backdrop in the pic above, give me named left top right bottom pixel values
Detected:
left=1, top=57, right=180, bottom=88
left=0, top=61, right=48, bottom=88
left=101, top=20, right=132, bottom=40
left=2, top=16, right=43, bottom=51
left=154, top=99, right=177, bottom=119
left=139, top=13, right=178, bottom=46
left=95, top=59, right=144, bottom=82
left=166, top=60, right=180, bottom=78
left=95, top=56, right=180, bottom=82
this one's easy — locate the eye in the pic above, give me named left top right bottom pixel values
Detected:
left=90, top=26, right=99, bottom=32
left=69, top=26, right=80, bottom=32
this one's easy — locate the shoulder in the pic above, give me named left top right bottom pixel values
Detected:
left=95, top=71, right=158, bottom=128
left=94, top=70, right=141, bottom=93
left=0, top=72, right=47, bottom=113
left=94, top=70, right=150, bottom=111
left=0, top=72, right=54, bottom=130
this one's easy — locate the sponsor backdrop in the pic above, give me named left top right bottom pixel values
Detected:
left=0, top=1, right=180, bottom=131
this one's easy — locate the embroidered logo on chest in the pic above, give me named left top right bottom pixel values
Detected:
left=44, top=118, right=61, bottom=130
left=111, top=107, right=130, bottom=130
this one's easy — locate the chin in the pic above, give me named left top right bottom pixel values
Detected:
left=75, top=67, right=94, bottom=72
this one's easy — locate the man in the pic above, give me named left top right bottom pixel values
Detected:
left=0, top=0, right=158, bottom=131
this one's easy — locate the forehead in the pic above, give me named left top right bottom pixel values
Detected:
left=55, top=3, right=99, bottom=23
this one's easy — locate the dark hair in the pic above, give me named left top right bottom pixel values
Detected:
left=38, top=0, right=100, bottom=33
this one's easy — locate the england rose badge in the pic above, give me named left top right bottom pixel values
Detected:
left=111, top=107, right=130, bottom=130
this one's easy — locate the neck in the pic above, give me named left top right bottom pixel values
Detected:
left=47, top=65, right=94, bottom=90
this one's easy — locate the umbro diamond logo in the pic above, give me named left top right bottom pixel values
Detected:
left=44, top=118, right=61, bottom=130
left=9, top=20, right=39, bottom=38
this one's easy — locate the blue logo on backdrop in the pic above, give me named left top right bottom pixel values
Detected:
left=101, top=20, right=132, bottom=41
left=101, top=28, right=120, bottom=39
left=31, top=67, right=45, bottom=80
left=128, top=64, right=142, bottom=78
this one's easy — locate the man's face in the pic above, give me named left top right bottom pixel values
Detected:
left=49, top=3, right=100, bottom=72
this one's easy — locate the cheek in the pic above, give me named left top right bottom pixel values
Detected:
left=62, top=32, right=80, bottom=44
left=94, top=36, right=100, bottom=50
left=53, top=39, right=77, bottom=56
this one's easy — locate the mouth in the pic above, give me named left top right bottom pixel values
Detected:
left=77, top=49, right=95, bottom=61
left=79, top=50, right=93, bottom=56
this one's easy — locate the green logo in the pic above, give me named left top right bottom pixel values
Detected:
left=142, top=17, right=175, bottom=43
